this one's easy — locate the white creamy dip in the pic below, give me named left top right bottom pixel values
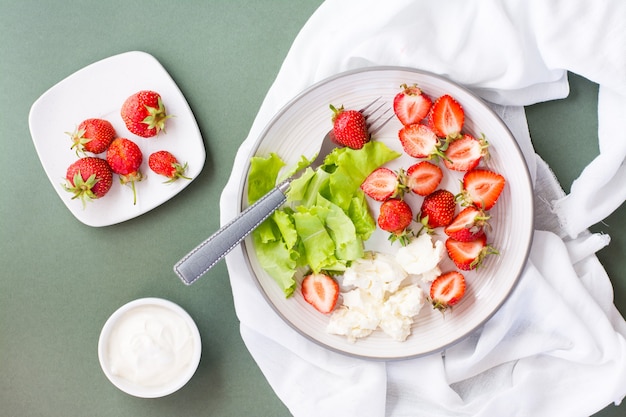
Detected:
left=106, top=305, right=196, bottom=388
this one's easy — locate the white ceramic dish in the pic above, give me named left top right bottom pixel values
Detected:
left=28, top=51, right=205, bottom=227
left=239, top=67, right=534, bottom=360
left=98, top=298, right=201, bottom=398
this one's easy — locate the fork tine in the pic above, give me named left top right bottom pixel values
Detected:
left=358, top=96, right=394, bottom=135
left=369, top=108, right=394, bottom=135
left=359, top=96, right=382, bottom=113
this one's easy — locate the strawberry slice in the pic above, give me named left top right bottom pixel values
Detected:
left=393, top=84, right=433, bottom=126
left=460, top=169, right=506, bottom=210
left=445, top=235, right=498, bottom=271
left=301, top=273, right=340, bottom=314
left=406, top=161, right=443, bottom=196
left=444, top=206, right=489, bottom=242
left=361, top=167, right=405, bottom=201
left=443, top=134, right=488, bottom=171
left=428, top=94, right=465, bottom=138
left=398, top=123, right=444, bottom=159
left=419, top=189, right=456, bottom=229
left=430, top=271, right=466, bottom=312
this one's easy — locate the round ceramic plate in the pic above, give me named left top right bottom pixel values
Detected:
left=239, top=67, right=533, bottom=360
left=28, top=51, right=205, bottom=227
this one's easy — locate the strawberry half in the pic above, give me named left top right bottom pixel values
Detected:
left=301, top=273, right=339, bottom=314
left=398, top=123, right=445, bottom=159
left=330, top=104, right=369, bottom=149
left=444, top=206, right=489, bottom=242
left=445, top=235, right=498, bottom=271
left=443, top=134, right=489, bottom=171
left=405, top=161, right=443, bottom=196
left=419, top=189, right=456, bottom=230
left=378, top=198, right=414, bottom=245
left=361, top=167, right=406, bottom=201
left=430, top=271, right=466, bottom=312
left=428, top=94, right=465, bottom=138
left=459, top=169, right=506, bottom=210
left=393, top=84, right=433, bottom=126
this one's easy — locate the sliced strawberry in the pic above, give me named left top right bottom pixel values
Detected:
left=406, top=161, right=443, bottom=196
left=430, top=271, right=466, bottom=312
left=444, top=206, right=489, bottom=242
left=301, top=273, right=339, bottom=314
left=445, top=235, right=498, bottom=271
left=378, top=198, right=414, bottom=245
left=419, top=189, right=456, bottom=230
left=459, top=169, right=506, bottom=210
left=361, top=167, right=405, bottom=201
left=398, top=123, right=444, bottom=159
left=393, top=84, right=433, bottom=126
left=428, top=94, right=465, bottom=138
left=443, top=134, right=488, bottom=171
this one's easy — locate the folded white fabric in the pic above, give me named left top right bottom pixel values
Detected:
left=220, top=0, right=626, bottom=415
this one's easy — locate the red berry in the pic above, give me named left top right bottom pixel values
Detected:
left=361, top=167, right=404, bottom=201
left=301, top=273, right=339, bottom=314
left=329, top=104, right=369, bottom=149
left=445, top=235, right=498, bottom=271
left=62, top=157, right=113, bottom=206
left=148, top=150, right=191, bottom=183
left=378, top=198, right=414, bottom=245
left=444, top=206, right=489, bottom=242
left=459, top=169, right=506, bottom=210
left=443, top=134, right=489, bottom=172
left=419, top=189, right=456, bottom=229
left=428, top=94, right=465, bottom=138
left=106, top=138, right=143, bottom=205
left=405, top=161, right=443, bottom=196
left=67, top=118, right=116, bottom=155
left=430, top=271, right=466, bottom=312
left=121, top=90, right=171, bottom=138
left=393, top=84, right=432, bottom=126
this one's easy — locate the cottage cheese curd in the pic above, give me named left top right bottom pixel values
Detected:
left=327, top=234, right=443, bottom=342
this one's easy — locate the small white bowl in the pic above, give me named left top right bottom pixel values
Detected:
left=98, top=298, right=201, bottom=398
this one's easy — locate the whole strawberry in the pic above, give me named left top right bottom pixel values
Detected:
left=419, top=189, right=456, bottom=231
left=66, top=118, right=116, bottom=155
left=378, top=198, right=414, bottom=245
left=121, top=90, right=171, bottom=138
left=329, top=104, right=369, bottom=149
left=148, top=150, right=191, bottom=183
left=62, top=156, right=113, bottom=207
left=106, top=138, right=143, bottom=204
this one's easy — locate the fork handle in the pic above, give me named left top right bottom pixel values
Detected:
left=174, top=181, right=289, bottom=285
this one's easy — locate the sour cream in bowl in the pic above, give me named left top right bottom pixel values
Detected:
left=98, top=298, right=201, bottom=398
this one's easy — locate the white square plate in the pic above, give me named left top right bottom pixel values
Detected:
left=29, top=51, right=206, bottom=227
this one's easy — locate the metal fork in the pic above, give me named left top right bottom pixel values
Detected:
left=174, top=97, right=394, bottom=285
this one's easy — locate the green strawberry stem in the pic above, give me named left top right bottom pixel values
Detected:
left=119, top=171, right=143, bottom=205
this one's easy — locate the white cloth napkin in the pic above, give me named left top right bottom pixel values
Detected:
left=219, top=0, right=626, bottom=415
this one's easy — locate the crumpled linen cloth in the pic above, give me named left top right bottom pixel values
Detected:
left=219, top=0, right=626, bottom=415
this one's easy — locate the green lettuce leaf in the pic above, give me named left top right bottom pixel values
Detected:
left=247, top=153, right=285, bottom=204
left=247, top=141, right=400, bottom=298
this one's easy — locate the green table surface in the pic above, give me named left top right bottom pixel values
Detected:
left=1, top=1, right=624, bottom=416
